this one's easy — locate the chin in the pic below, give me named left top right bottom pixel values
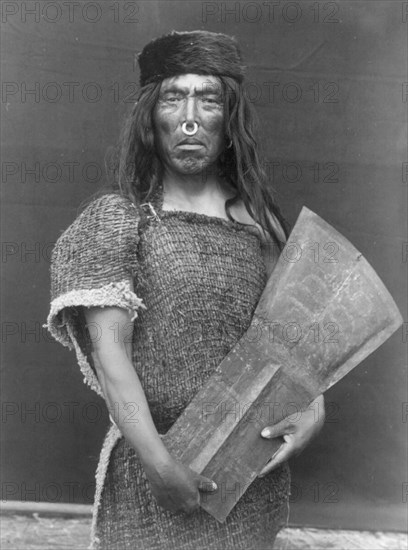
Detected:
left=177, top=157, right=211, bottom=175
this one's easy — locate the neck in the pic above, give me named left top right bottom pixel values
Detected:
left=163, top=168, right=221, bottom=202
left=161, top=166, right=236, bottom=216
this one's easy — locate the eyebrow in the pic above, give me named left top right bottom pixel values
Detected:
left=160, top=85, right=222, bottom=97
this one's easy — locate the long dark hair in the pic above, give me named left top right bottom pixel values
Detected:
left=106, top=77, right=290, bottom=249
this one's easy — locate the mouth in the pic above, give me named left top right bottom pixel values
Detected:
left=177, top=138, right=205, bottom=149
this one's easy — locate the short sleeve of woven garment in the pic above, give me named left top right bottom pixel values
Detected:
left=45, top=193, right=144, bottom=396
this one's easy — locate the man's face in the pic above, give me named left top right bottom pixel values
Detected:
left=153, top=74, right=224, bottom=176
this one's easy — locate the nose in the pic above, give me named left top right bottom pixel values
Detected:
left=183, top=96, right=198, bottom=131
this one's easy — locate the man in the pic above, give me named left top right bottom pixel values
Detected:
left=47, top=30, right=324, bottom=549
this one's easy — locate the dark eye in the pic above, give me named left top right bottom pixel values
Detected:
left=202, top=96, right=221, bottom=104
left=162, top=93, right=183, bottom=103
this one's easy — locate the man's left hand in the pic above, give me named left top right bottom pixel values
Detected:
left=258, top=394, right=325, bottom=477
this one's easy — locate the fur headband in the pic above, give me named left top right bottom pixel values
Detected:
left=138, top=30, right=245, bottom=87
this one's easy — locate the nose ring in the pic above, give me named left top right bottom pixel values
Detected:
left=182, top=122, right=198, bottom=136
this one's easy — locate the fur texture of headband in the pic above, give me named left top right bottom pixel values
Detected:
left=138, top=30, right=245, bottom=87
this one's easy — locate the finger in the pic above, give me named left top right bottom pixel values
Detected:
left=258, top=444, right=287, bottom=477
left=258, top=440, right=294, bottom=477
left=197, top=475, right=218, bottom=493
left=261, top=418, right=294, bottom=439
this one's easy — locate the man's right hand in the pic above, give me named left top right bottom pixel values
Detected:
left=143, top=453, right=217, bottom=514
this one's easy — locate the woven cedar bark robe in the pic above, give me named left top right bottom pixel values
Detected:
left=47, top=192, right=290, bottom=550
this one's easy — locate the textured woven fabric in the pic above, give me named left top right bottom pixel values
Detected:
left=47, top=192, right=290, bottom=550
left=46, top=194, right=145, bottom=394
left=131, top=208, right=276, bottom=433
left=97, top=438, right=289, bottom=550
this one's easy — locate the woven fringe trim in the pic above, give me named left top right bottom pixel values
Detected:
left=65, top=322, right=104, bottom=396
left=44, top=281, right=145, bottom=396
left=89, top=422, right=123, bottom=550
